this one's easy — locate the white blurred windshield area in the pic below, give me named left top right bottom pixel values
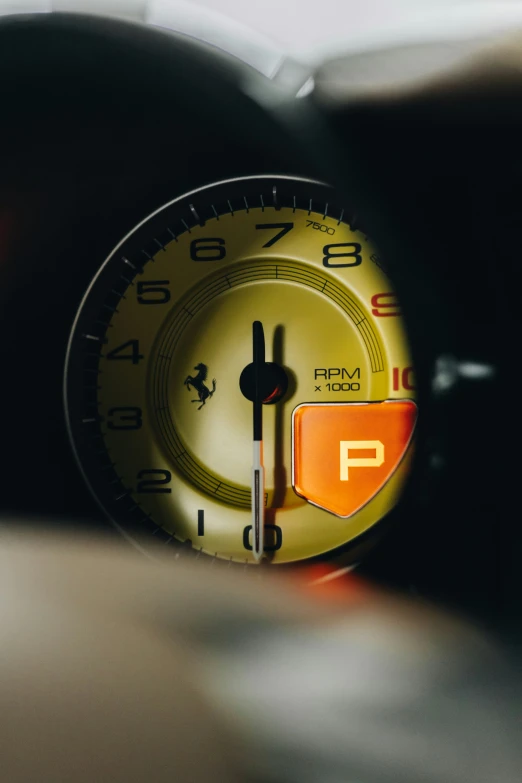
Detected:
left=182, top=0, right=522, bottom=64
left=3, top=1, right=522, bottom=77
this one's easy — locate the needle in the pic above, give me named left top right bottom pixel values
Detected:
left=252, top=320, right=265, bottom=563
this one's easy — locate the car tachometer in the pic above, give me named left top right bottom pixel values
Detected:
left=65, top=175, right=416, bottom=565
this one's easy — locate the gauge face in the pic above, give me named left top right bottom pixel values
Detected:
left=65, top=176, right=415, bottom=565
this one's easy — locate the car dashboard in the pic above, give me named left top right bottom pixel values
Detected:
left=0, top=8, right=520, bottom=639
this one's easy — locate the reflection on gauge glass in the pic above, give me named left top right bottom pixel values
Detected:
left=65, top=175, right=416, bottom=566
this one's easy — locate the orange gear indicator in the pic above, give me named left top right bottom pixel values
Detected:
left=292, top=400, right=417, bottom=518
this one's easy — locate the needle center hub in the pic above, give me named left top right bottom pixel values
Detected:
left=239, top=361, right=288, bottom=405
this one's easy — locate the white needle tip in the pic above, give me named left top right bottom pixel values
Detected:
left=252, top=441, right=264, bottom=563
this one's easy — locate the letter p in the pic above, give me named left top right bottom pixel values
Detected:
left=340, top=440, right=385, bottom=481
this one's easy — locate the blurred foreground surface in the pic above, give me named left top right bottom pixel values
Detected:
left=0, top=532, right=520, bottom=783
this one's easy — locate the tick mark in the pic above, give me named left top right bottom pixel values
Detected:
left=189, top=204, right=201, bottom=223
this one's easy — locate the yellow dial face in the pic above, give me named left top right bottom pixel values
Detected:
left=65, top=176, right=415, bottom=566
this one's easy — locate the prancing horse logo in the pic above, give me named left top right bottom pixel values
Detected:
left=184, top=363, right=217, bottom=410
